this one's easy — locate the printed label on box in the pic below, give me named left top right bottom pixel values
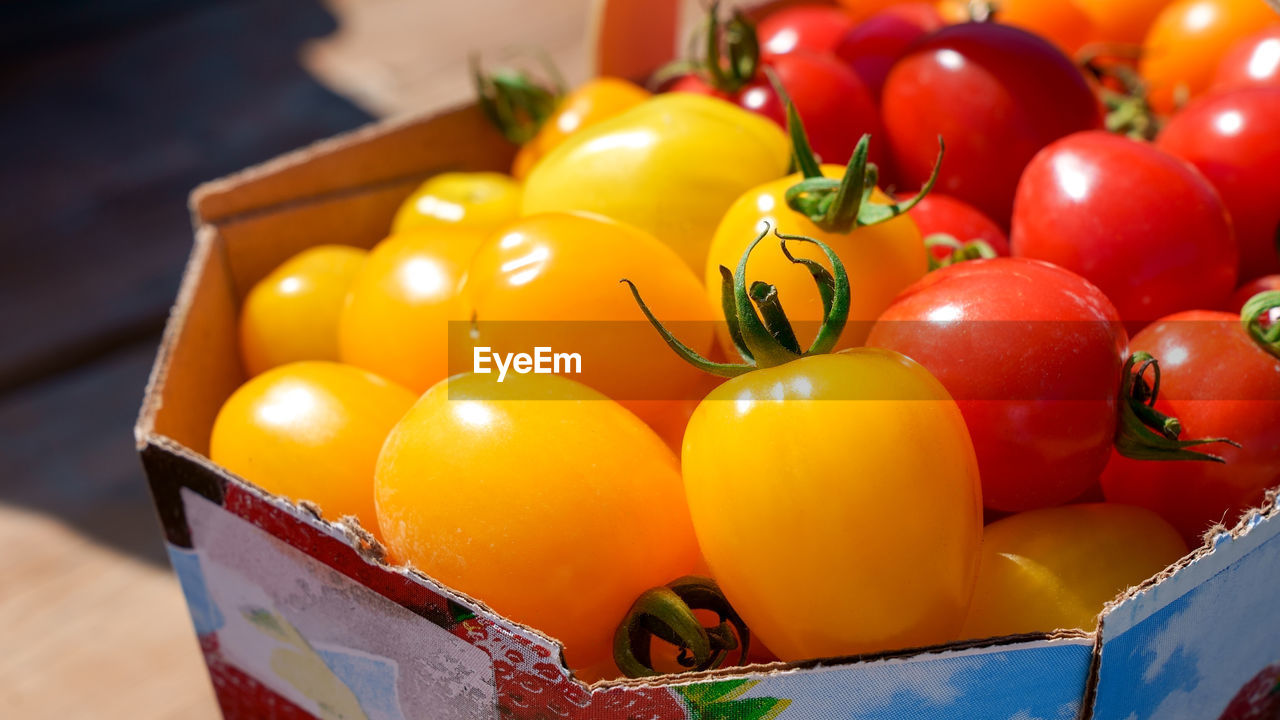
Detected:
left=176, top=488, right=500, bottom=720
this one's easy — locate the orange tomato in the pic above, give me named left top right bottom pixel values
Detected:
left=512, top=77, right=650, bottom=180
left=374, top=371, right=701, bottom=674
left=995, top=0, right=1096, bottom=54
left=1141, top=0, right=1280, bottom=112
left=1076, top=0, right=1174, bottom=43
left=454, top=212, right=719, bottom=450
left=238, top=245, right=366, bottom=377
left=338, top=225, right=489, bottom=393
left=706, top=165, right=926, bottom=353
left=210, top=362, right=416, bottom=538
left=390, top=172, right=521, bottom=236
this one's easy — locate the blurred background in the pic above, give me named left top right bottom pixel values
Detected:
left=0, top=0, right=591, bottom=716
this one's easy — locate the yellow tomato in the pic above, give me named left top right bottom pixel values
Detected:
left=455, top=212, right=720, bottom=450
left=210, top=362, right=416, bottom=538
left=961, top=503, right=1188, bottom=639
left=684, top=349, right=982, bottom=661
left=1142, top=0, right=1280, bottom=113
left=390, top=172, right=521, bottom=235
left=238, top=245, right=366, bottom=377
left=708, top=165, right=927, bottom=352
left=511, top=77, right=650, bottom=180
left=375, top=371, right=701, bottom=674
left=521, top=93, right=791, bottom=273
left=338, top=225, right=488, bottom=392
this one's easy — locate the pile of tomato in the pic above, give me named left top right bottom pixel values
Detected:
left=208, top=0, right=1280, bottom=684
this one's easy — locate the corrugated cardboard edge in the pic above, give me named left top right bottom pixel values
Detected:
left=189, top=103, right=511, bottom=226
left=135, top=224, right=222, bottom=449
left=1078, top=488, right=1280, bottom=719
left=1101, top=487, right=1280, bottom=618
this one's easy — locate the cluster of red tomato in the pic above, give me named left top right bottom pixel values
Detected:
left=208, top=0, right=1280, bottom=685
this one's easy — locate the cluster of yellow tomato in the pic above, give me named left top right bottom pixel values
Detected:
left=208, top=77, right=1186, bottom=680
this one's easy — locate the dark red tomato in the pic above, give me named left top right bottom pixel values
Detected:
left=834, top=3, right=945, bottom=100
left=1011, top=131, right=1238, bottom=327
left=1210, top=26, right=1280, bottom=92
left=673, top=52, right=881, bottom=166
left=1230, top=275, right=1280, bottom=312
left=1156, top=88, right=1280, bottom=283
left=758, top=5, right=856, bottom=57
left=867, top=258, right=1128, bottom=512
left=1100, top=308, right=1280, bottom=545
left=880, top=23, right=1103, bottom=226
left=902, top=192, right=1011, bottom=260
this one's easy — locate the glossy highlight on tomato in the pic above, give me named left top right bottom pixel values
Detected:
left=339, top=225, right=489, bottom=393
left=390, top=172, right=521, bottom=236
left=375, top=372, right=701, bottom=676
left=1012, top=131, right=1237, bottom=325
left=881, top=23, right=1103, bottom=224
left=239, top=245, right=366, bottom=377
left=211, top=361, right=417, bottom=538
left=868, top=258, right=1128, bottom=511
left=1211, top=26, right=1280, bottom=91
left=1156, top=87, right=1280, bottom=282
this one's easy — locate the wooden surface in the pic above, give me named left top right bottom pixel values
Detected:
left=0, top=0, right=588, bottom=717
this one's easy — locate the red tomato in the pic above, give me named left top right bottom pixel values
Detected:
left=1156, top=87, right=1280, bottom=282
left=834, top=3, right=945, bottom=100
left=881, top=23, right=1103, bottom=225
left=673, top=51, right=881, bottom=166
left=1011, top=131, right=1237, bottom=326
left=671, top=8, right=882, bottom=166
left=1100, top=308, right=1280, bottom=545
left=902, top=192, right=1011, bottom=261
left=758, top=5, right=856, bottom=56
left=1211, top=27, right=1280, bottom=92
left=1230, top=276, right=1280, bottom=312
left=867, top=258, right=1129, bottom=512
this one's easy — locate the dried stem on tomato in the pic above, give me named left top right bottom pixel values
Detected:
left=613, top=575, right=751, bottom=678
left=924, top=233, right=998, bottom=271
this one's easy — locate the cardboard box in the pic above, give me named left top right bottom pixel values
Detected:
left=136, top=4, right=1280, bottom=717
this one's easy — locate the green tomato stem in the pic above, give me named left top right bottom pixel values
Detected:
left=776, top=83, right=946, bottom=234
left=1113, top=352, right=1240, bottom=462
left=699, top=1, right=760, bottom=94
left=626, top=223, right=852, bottom=376
left=1241, top=290, right=1280, bottom=359
left=470, top=53, right=563, bottom=145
